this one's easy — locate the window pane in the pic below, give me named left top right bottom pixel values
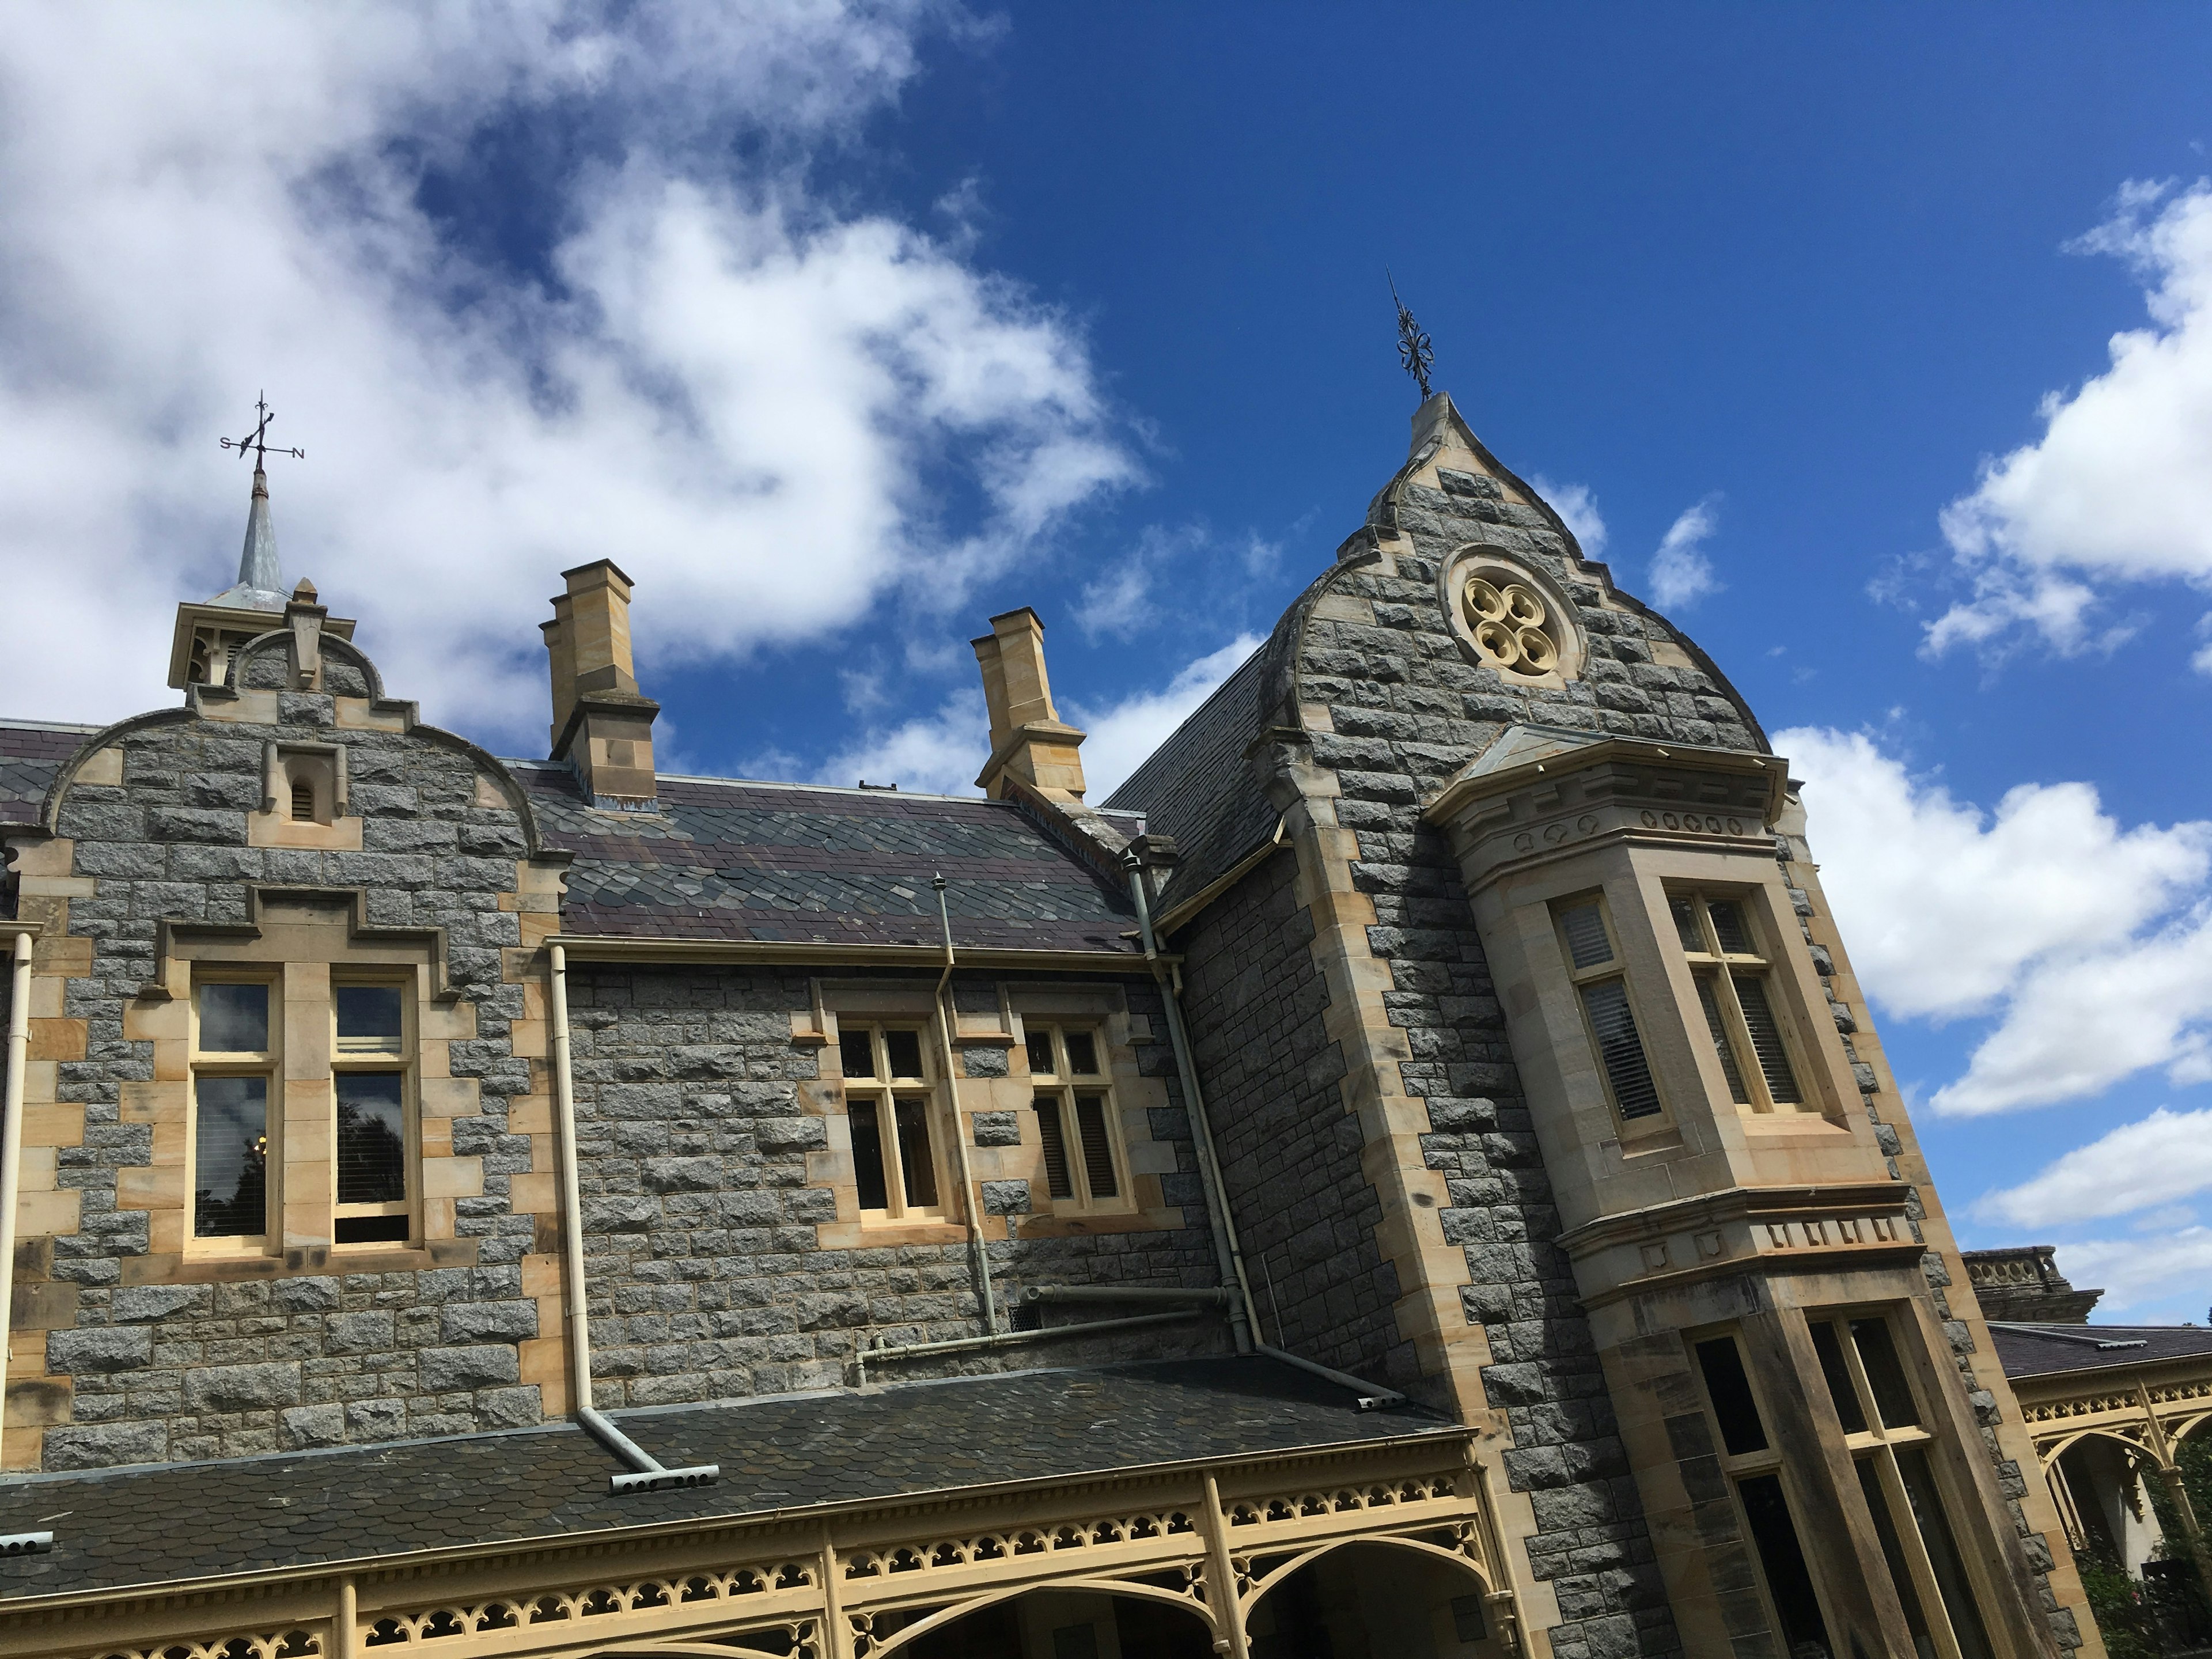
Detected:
left=1063, top=1031, right=1100, bottom=1076
left=1897, top=1445, right=1996, bottom=1659
left=839, top=1028, right=876, bottom=1079
left=1809, top=1320, right=1869, bottom=1435
left=1850, top=1317, right=1922, bottom=1429
left=336, top=1214, right=410, bottom=1244
left=1695, top=1335, right=1769, bottom=1455
left=1579, top=979, right=1662, bottom=1119
left=1695, top=975, right=1752, bottom=1104
left=1732, top=973, right=1802, bottom=1104
left=1736, top=1473, right=1834, bottom=1659
left=1857, top=1456, right=1938, bottom=1658
left=1708, top=899, right=1753, bottom=955
left=1075, top=1094, right=1118, bottom=1198
left=850, top=1101, right=888, bottom=1210
left=335, top=1073, right=407, bottom=1205
left=884, top=1029, right=924, bottom=1080
left=335, top=986, right=404, bottom=1052
left=1034, top=1096, right=1074, bottom=1199
left=194, top=1075, right=268, bottom=1237
left=895, top=1096, right=937, bottom=1207
left=1558, top=902, right=1614, bottom=969
left=1450, top=1596, right=1488, bottom=1642
left=1026, top=1029, right=1055, bottom=1077
left=198, top=983, right=268, bottom=1054
left=1669, top=895, right=1705, bottom=953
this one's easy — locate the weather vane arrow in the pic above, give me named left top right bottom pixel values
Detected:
left=219, top=391, right=306, bottom=467
left=1389, top=271, right=1434, bottom=403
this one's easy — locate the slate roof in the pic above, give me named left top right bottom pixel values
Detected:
left=0, top=719, right=97, bottom=828
left=0, top=1357, right=1457, bottom=1601
left=516, top=764, right=1143, bottom=953
left=1101, top=634, right=1287, bottom=915
left=1990, top=1323, right=2212, bottom=1381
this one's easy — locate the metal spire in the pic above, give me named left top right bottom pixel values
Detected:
left=1388, top=272, right=1435, bottom=403
left=211, top=393, right=305, bottom=611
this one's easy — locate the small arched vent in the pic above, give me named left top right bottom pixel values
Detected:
left=290, top=779, right=316, bottom=822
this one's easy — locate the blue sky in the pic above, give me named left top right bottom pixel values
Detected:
left=3, top=3, right=2211, bottom=1317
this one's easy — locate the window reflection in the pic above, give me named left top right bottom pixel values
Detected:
left=194, top=1075, right=268, bottom=1237
left=336, top=986, right=404, bottom=1053
left=199, top=983, right=269, bottom=1053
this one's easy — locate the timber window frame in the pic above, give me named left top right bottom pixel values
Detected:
left=836, top=1022, right=946, bottom=1223
left=1667, top=888, right=1810, bottom=1114
left=188, top=975, right=280, bottom=1247
left=1809, top=1309, right=1999, bottom=1659
left=1022, top=1022, right=1127, bottom=1213
left=1687, top=1328, right=1838, bottom=1659
left=331, top=978, right=416, bottom=1245
left=1551, top=892, right=1669, bottom=1128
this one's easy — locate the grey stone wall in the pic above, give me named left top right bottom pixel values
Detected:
left=1176, top=846, right=1408, bottom=1384
left=27, top=631, right=547, bottom=1469
left=564, top=964, right=1227, bottom=1406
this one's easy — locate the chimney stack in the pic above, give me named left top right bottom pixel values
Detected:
left=971, top=607, right=1086, bottom=801
left=541, top=560, right=659, bottom=809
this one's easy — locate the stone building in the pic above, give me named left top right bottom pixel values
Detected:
left=0, top=392, right=2122, bottom=1657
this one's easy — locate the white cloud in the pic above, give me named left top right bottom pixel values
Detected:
left=1929, top=179, right=2212, bottom=665
left=1070, top=634, right=1261, bottom=800
left=810, top=632, right=1262, bottom=801
left=1648, top=497, right=1722, bottom=611
left=1531, top=476, right=1607, bottom=558
left=2048, top=1229, right=2212, bottom=1319
left=1974, top=1107, right=2212, bottom=1227
left=1780, top=724, right=2212, bottom=1113
left=814, top=688, right=990, bottom=797
left=0, top=2, right=1132, bottom=741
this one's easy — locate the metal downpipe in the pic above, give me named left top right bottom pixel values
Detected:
left=550, top=942, right=718, bottom=1494
left=932, top=877, right=998, bottom=1336
left=1123, top=855, right=1256, bottom=1355
left=0, top=931, right=32, bottom=1437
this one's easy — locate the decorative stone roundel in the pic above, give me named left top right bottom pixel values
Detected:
left=1461, top=575, right=1559, bottom=676
left=1439, top=546, right=1582, bottom=685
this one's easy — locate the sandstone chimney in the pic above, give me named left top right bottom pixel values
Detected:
left=542, top=559, right=659, bottom=808
left=971, top=607, right=1086, bottom=801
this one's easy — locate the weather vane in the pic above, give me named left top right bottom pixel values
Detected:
left=219, top=392, right=306, bottom=468
left=1389, top=272, right=1434, bottom=402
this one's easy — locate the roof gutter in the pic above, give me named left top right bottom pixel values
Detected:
left=547, top=935, right=1172, bottom=974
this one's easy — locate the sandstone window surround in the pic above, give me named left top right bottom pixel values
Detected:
left=1022, top=1022, right=1128, bottom=1214
left=248, top=741, right=359, bottom=851
left=1695, top=1313, right=2002, bottom=1659
left=1688, top=1327, right=1836, bottom=1657
left=835, top=1021, right=946, bottom=1224
left=1669, top=888, right=1809, bottom=1114
left=1808, top=1310, right=2001, bottom=1659
left=1550, top=893, right=1669, bottom=1131
left=123, top=889, right=483, bottom=1280
left=187, top=963, right=418, bottom=1255
left=1429, top=733, right=1858, bottom=1176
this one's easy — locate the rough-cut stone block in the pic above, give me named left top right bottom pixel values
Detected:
left=47, top=1326, right=153, bottom=1374
left=183, top=1362, right=302, bottom=1412
left=419, top=1344, right=521, bottom=1392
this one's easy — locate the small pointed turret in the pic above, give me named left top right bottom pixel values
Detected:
left=208, top=465, right=287, bottom=612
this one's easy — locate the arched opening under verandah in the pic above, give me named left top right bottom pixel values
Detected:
left=1245, top=1537, right=1504, bottom=1658
left=866, top=1580, right=1217, bottom=1657
left=2050, top=1429, right=2163, bottom=1574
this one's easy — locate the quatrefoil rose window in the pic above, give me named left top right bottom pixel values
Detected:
left=1441, top=549, right=1582, bottom=684
left=1462, top=574, right=1560, bottom=676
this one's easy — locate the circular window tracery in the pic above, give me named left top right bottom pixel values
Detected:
left=1461, top=574, right=1562, bottom=677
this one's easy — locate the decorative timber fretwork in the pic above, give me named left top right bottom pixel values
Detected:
left=13, top=1436, right=1507, bottom=1659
